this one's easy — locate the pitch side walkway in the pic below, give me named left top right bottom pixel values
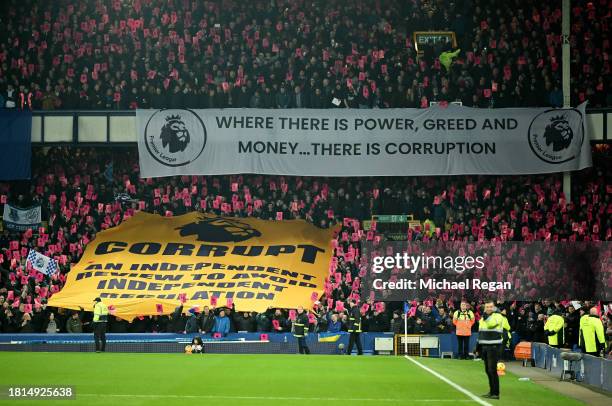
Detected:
left=506, top=362, right=611, bottom=406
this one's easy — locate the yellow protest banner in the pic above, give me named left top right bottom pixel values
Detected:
left=49, top=212, right=338, bottom=319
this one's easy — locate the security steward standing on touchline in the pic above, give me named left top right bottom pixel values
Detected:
left=453, top=301, right=475, bottom=359
left=347, top=300, right=363, bottom=355
left=579, top=306, right=605, bottom=357
left=92, top=297, right=109, bottom=353
left=475, top=300, right=504, bottom=400
left=544, top=310, right=565, bottom=349
left=293, top=306, right=311, bottom=354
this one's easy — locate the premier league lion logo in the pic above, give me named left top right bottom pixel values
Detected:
left=177, top=216, right=262, bottom=242
left=160, top=114, right=190, bottom=153
left=543, top=115, right=573, bottom=152
left=144, top=109, right=207, bottom=168
left=528, top=108, right=584, bottom=165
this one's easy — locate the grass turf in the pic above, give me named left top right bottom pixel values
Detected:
left=0, top=352, right=584, bottom=406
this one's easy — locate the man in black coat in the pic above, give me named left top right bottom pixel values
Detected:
left=292, top=307, right=310, bottom=354
left=565, top=305, right=580, bottom=348
left=347, top=300, right=363, bottom=355
left=170, top=304, right=186, bottom=333
left=185, top=309, right=199, bottom=333
left=233, top=311, right=255, bottom=332
left=200, top=306, right=215, bottom=334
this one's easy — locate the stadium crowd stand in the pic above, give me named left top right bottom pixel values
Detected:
left=0, top=0, right=610, bottom=110
left=0, top=146, right=610, bottom=346
left=0, top=0, right=610, bottom=356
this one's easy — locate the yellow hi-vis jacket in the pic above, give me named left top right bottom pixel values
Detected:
left=501, top=314, right=512, bottom=348
left=544, top=314, right=565, bottom=346
left=453, top=310, right=475, bottom=336
left=439, top=48, right=461, bottom=71
left=477, top=312, right=504, bottom=345
left=579, top=314, right=605, bottom=353
left=93, top=302, right=109, bottom=322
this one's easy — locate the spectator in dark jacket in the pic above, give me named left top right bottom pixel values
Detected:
left=271, top=309, right=288, bottom=332
left=435, top=308, right=453, bottom=334
left=565, top=305, right=580, bottom=348
left=20, top=313, right=35, bottom=333
left=66, top=311, right=84, bottom=333
left=413, top=317, right=430, bottom=334
left=368, top=310, right=390, bottom=332
left=200, top=307, right=215, bottom=334
left=515, top=307, right=531, bottom=341
left=185, top=309, right=199, bottom=333
left=415, top=306, right=435, bottom=333
left=390, top=312, right=404, bottom=334
left=169, top=305, right=186, bottom=333
left=149, top=315, right=169, bottom=333
left=531, top=313, right=547, bottom=343
left=233, top=312, right=255, bottom=332
left=1, top=308, right=19, bottom=333
left=276, top=87, right=291, bottom=109
left=291, top=86, right=308, bottom=108
left=255, top=312, right=271, bottom=332
left=109, top=316, right=130, bottom=333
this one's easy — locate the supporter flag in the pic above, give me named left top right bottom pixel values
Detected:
left=26, top=250, right=58, bottom=276
left=318, top=333, right=341, bottom=342
left=0, top=110, right=32, bottom=180
left=2, top=204, right=42, bottom=231
left=404, top=301, right=417, bottom=317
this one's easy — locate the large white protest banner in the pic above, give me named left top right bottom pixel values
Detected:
left=137, top=104, right=591, bottom=178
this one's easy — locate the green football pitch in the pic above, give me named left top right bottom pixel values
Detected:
left=0, top=352, right=584, bottom=406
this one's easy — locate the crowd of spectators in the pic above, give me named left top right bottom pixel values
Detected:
left=2, top=292, right=611, bottom=356
left=0, top=146, right=610, bottom=344
left=0, top=0, right=610, bottom=111
left=0, top=0, right=609, bottom=365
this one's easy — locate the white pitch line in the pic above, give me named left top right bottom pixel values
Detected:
left=77, top=393, right=474, bottom=402
left=404, top=355, right=492, bottom=406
